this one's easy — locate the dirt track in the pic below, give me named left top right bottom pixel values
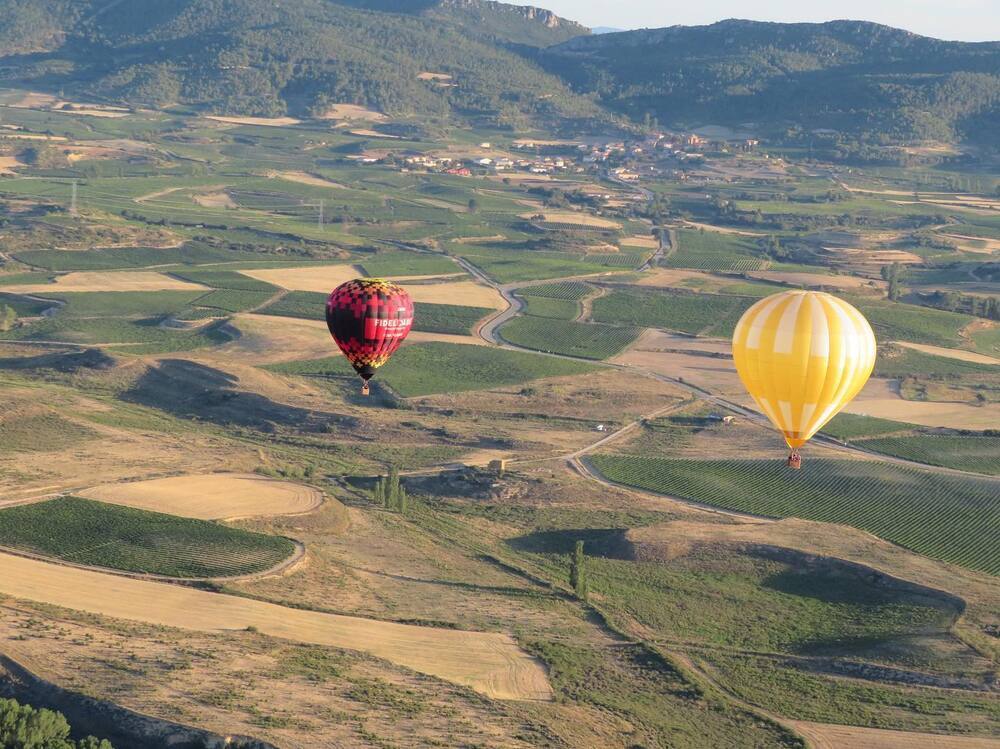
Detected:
left=0, top=552, right=552, bottom=701
left=79, top=473, right=323, bottom=520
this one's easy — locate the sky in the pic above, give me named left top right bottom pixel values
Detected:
left=540, top=0, right=999, bottom=42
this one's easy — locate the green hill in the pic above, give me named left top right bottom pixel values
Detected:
left=540, top=19, right=1000, bottom=146
left=0, top=0, right=600, bottom=127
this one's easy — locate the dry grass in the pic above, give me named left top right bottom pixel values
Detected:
left=192, top=191, right=236, bottom=208
left=520, top=211, right=621, bottom=229
left=11, top=271, right=209, bottom=294
left=80, top=473, right=324, bottom=520
left=789, top=722, right=1000, bottom=749
left=207, top=115, right=301, bottom=127
left=620, top=235, right=659, bottom=249
left=271, top=171, right=346, bottom=189
left=0, top=552, right=553, bottom=701
left=317, top=103, right=386, bottom=121
left=850, top=379, right=1000, bottom=430
left=895, top=341, right=1000, bottom=366
left=748, top=270, right=882, bottom=290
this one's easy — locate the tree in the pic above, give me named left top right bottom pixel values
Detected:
left=467, top=197, right=479, bottom=213
left=0, top=698, right=112, bottom=748
left=569, top=540, right=588, bottom=601
left=881, top=262, right=906, bottom=301
left=0, top=305, right=16, bottom=332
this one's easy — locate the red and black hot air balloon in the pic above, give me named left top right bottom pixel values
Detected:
left=326, top=278, right=414, bottom=395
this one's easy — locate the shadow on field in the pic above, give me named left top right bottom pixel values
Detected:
left=123, top=359, right=358, bottom=432
left=506, top=528, right=633, bottom=559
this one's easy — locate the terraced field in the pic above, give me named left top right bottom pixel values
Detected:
left=501, top=317, right=641, bottom=359
left=0, top=497, right=296, bottom=578
left=588, top=456, right=1000, bottom=574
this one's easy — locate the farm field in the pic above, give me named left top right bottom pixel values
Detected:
left=589, top=456, right=1000, bottom=574
left=0, top=69, right=998, bottom=749
left=592, top=288, right=755, bottom=337
left=268, top=340, right=597, bottom=397
left=80, top=473, right=324, bottom=520
left=500, top=317, right=641, bottom=359
left=0, top=552, right=551, bottom=701
left=0, top=497, right=296, bottom=578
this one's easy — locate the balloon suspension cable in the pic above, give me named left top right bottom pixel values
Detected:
left=361, top=380, right=370, bottom=396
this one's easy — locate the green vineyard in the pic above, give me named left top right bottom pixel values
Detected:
left=518, top=281, right=594, bottom=300
left=501, top=317, right=641, bottom=359
left=592, top=288, right=756, bottom=337
left=588, top=456, right=1000, bottom=574
left=518, top=294, right=580, bottom=320
left=0, top=497, right=296, bottom=579
left=855, top=434, right=1000, bottom=476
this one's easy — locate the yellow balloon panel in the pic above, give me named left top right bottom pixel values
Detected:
left=732, top=290, right=877, bottom=449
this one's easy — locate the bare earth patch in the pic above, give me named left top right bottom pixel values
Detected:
left=681, top=220, right=767, bottom=236
left=0, top=553, right=553, bottom=701
left=11, top=271, right=210, bottom=294
left=940, top=234, right=1000, bottom=255
left=79, top=473, right=323, bottom=520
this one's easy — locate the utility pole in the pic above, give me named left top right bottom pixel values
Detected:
left=70, top=180, right=78, bottom=216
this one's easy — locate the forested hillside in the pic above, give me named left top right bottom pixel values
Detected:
left=540, top=20, right=1000, bottom=146
left=338, top=0, right=589, bottom=46
left=0, top=0, right=600, bottom=126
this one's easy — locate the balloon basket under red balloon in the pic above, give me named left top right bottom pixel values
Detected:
left=361, top=381, right=370, bottom=396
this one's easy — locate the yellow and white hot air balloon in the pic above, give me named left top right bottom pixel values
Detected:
left=732, top=290, right=876, bottom=469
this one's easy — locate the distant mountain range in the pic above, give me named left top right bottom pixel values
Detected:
left=0, top=2, right=998, bottom=149
left=540, top=20, right=1000, bottom=147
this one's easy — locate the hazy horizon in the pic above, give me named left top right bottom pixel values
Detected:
left=541, top=1, right=998, bottom=43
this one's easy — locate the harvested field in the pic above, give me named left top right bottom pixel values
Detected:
left=207, top=115, right=301, bottom=127
left=192, top=191, right=236, bottom=208
left=521, top=211, right=621, bottom=229
left=940, top=234, right=1000, bottom=255
left=850, top=379, right=1000, bottom=431
left=0, top=552, right=553, bottom=701
left=620, top=235, right=660, bottom=249
left=417, top=71, right=453, bottom=81
left=10, top=271, right=210, bottom=294
left=79, top=473, right=323, bottom=520
left=0, top=156, right=22, bottom=174
left=240, top=266, right=505, bottom=308
left=225, top=314, right=334, bottom=363
left=318, top=103, right=386, bottom=121
left=789, top=721, right=1000, bottom=749
left=272, top=171, right=346, bottom=189
left=748, top=270, right=880, bottom=290
left=349, top=129, right=399, bottom=139
left=613, top=329, right=744, bottom=396
left=681, top=221, right=767, bottom=236
left=895, top=341, right=1000, bottom=366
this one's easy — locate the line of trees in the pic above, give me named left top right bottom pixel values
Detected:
left=372, top=467, right=408, bottom=515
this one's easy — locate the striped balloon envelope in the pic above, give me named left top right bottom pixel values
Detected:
left=732, top=290, right=876, bottom=462
left=326, top=278, right=414, bottom=395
